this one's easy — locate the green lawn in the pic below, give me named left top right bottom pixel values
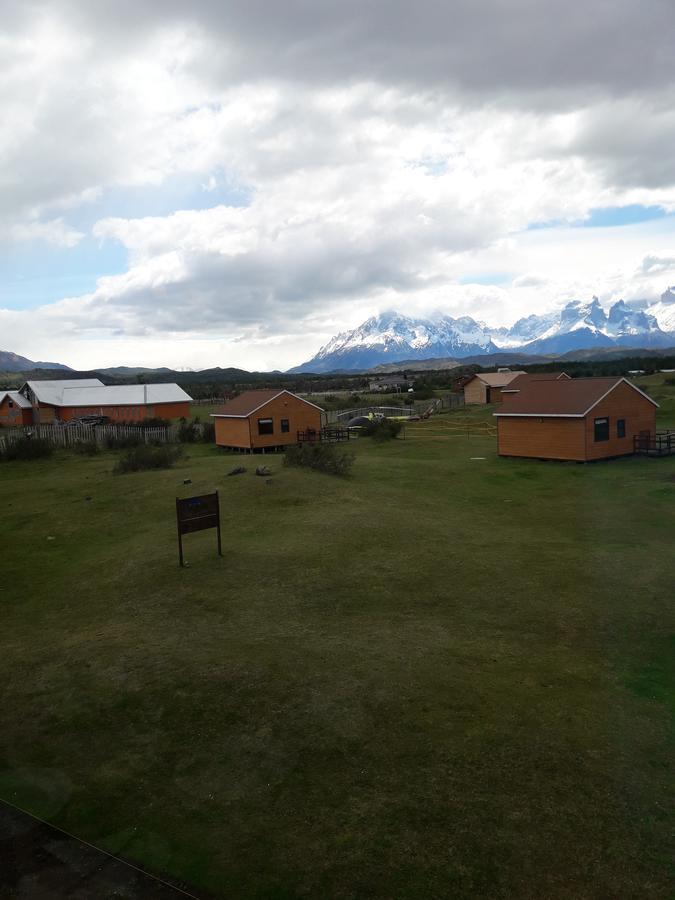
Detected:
left=1, top=412, right=674, bottom=898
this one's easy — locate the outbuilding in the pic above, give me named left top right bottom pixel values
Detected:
left=494, top=377, right=658, bottom=461
left=0, top=391, right=33, bottom=427
left=463, top=371, right=526, bottom=404
left=212, top=389, right=323, bottom=451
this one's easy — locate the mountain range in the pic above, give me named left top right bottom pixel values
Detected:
left=0, top=350, right=70, bottom=373
left=289, top=288, right=675, bottom=372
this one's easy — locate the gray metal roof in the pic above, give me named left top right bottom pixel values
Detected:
left=22, top=379, right=192, bottom=407
left=1, top=390, right=31, bottom=409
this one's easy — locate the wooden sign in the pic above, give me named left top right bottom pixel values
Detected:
left=176, top=491, right=222, bottom=567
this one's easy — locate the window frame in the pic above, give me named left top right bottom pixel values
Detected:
left=593, top=417, right=609, bottom=442
left=257, top=417, right=274, bottom=435
left=617, top=418, right=626, bottom=439
left=281, top=418, right=290, bottom=433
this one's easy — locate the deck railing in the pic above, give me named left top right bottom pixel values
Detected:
left=633, top=431, right=675, bottom=456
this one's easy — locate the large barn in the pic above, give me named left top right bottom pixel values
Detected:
left=212, top=390, right=323, bottom=451
left=11, top=379, right=192, bottom=425
left=494, top=377, right=658, bottom=461
left=463, top=371, right=526, bottom=404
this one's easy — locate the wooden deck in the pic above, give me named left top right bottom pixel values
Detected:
left=297, top=426, right=352, bottom=443
left=634, top=431, right=675, bottom=456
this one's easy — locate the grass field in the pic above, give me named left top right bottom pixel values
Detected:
left=1, top=393, right=674, bottom=898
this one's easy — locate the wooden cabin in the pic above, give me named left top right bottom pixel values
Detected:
left=212, top=390, right=323, bottom=451
left=17, top=379, right=192, bottom=423
left=463, top=371, right=526, bottom=404
left=0, top=391, right=33, bottom=427
left=494, top=377, right=658, bottom=461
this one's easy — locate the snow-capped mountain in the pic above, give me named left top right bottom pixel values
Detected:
left=289, top=311, right=499, bottom=373
left=645, top=287, right=675, bottom=333
left=290, top=290, right=675, bottom=372
left=519, top=296, right=672, bottom=354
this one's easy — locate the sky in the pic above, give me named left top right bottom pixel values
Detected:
left=2, top=0, right=675, bottom=371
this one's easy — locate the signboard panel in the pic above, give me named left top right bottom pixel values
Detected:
left=175, top=491, right=222, bottom=566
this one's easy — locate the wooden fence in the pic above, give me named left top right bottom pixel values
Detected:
left=0, top=422, right=205, bottom=452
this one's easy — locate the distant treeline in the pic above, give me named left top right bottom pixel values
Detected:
left=2, top=353, right=674, bottom=397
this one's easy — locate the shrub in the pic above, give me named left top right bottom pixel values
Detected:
left=0, top=436, right=53, bottom=461
left=284, top=442, right=355, bottom=476
left=72, top=440, right=100, bottom=456
left=201, top=421, right=215, bottom=442
left=140, top=417, right=170, bottom=428
left=177, top=417, right=199, bottom=443
left=114, top=444, right=184, bottom=474
left=104, top=433, right=142, bottom=450
left=361, top=417, right=403, bottom=441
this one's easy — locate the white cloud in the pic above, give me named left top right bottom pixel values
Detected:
left=2, top=2, right=675, bottom=369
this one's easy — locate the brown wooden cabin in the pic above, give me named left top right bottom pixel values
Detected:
left=0, top=391, right=33, bottom=427
left=212, top=389, right=323, bottom=451
left=494, top=377, right=658, bottom=461
left=463, top=371, right=526, bottom=404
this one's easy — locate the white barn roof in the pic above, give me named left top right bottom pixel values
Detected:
left=22, top=379, right=191, bottom=407
left=23, top=379, right=105, bottom=405
left=0, top=390, right=31, bottom=408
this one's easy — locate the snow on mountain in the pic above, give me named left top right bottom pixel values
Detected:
left=519, top=296, right=672, bottom=355
left=289, top=290, right=675, bottom=373
left=289, top=310, right=499, bottom=373
left=645, top=287, right=675, bottom=333
left=490, top=311, right=559, bottom=348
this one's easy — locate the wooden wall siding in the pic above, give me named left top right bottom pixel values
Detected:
left=214, top=417, right=252, bottom=449
left=0, top=399, right=32, bottom=427
left=488, top=387, right=503, bottom=403
left=464, top=379, right=488, bottom=404
left=250, top=395, right=322, bottom=449
left=583, top=381, right=656, bottom=460
left=49, top=401, right=191, bottom=422
left=498, top=417, right=587, bottom=460
left=214, top=395, right=322, bottom=450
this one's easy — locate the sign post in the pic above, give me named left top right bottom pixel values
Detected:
left=175, top=491, right=222, bottom=567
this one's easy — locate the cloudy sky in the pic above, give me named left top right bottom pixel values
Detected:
left=2, top=0, right=675, bottom=370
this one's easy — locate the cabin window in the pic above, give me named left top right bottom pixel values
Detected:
left=8, top=400, right=13, bottom=408
left=617, top=419, right=626, bottom=439
left=594, top=417, right=609, bottom=442
left=281, top=418, right=290, bottom=433
left=258, top=418, right=274, bottom=435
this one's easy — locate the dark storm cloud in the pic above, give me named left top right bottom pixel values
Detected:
left=51, top=0, right=675, bottom=102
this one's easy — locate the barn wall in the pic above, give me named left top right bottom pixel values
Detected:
left=57, top=401, right=191, bottom=422
left=464, top=379, right=487, bottom=404
left=0, top=398, right=32, bottom=427
left=584, top=382, right=656, bottom=460
left=214, top=417, right=252, bottom=449
left=497, top=417, right=586, bottom=460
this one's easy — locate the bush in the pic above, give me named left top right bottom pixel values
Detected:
left=114, top=444, right=184, bottom=474
left=0, top=436, right=53, bottom=461
left=104, top=433, right=142, bottom=450
left=72, top=440, right=100, bottom=456
left=284, top=442, right=355, bottom=476
left=201, top=421, right=215, bottom=442
left=361, top=417, right=403, bottom=441
left=177, top=417, right=199, bottom=443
